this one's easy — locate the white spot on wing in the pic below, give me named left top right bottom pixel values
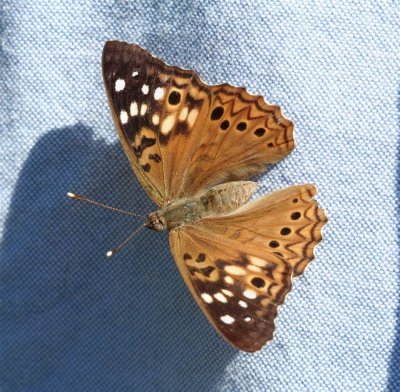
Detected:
left=132, top=71, right=139, bottom=77
left=115, top=79, right=125, bottom=92
left=179, top=106, right=189, bottom=122
left=152, top=114, right=160, bottom=125
left=248, top=265, right=262, bottom=273
left=142, top=84, right=149, bottom=95
left=154, top=87, right=164, bottom=100
left=238, top=300, right=248, bottom=308
left=249, top=256, right=267, bottom=267
left=244, top=316, right=252, bottom=322
left=140, top=104, right=147, bottom=116
left=130, top=102, right=138, bottom=116
left=220, top=315, right=235, bottom=325
left=161, top=114, right=175, bottom=135
left=214, top=292, right=227, bottom=303
left=244, top=289, right=257, bottom=299
left=221, top=289, right=233, bottom=297
left=224, top=276, right=234, bottom=285
left=201, top=293, right=213, bottom=304
left=120, top=110, right=128, bottom=124
left=225, top=265, right=246, bottom=276
left=187, top=109, right=199, bottom=127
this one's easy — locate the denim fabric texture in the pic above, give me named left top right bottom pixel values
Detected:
left=1, top=1, right=399, bottom=391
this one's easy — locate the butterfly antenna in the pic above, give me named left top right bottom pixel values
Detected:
left=67, top=192, right=145, bottom=218
left=106, top=223, right=147, bottom=257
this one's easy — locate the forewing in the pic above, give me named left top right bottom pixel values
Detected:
left=103, top=41, right=294, bottom=205
left=102, top=41, right=211, bottom=206
left=169, top=184, right=327, bottom=351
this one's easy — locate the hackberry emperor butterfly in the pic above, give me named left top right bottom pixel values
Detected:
left=100, top=41, right=327, bottom=352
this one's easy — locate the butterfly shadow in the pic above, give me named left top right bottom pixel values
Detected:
left=0, top=124, right=237, bottom=392
left=388, top=90, right=400, bottom=389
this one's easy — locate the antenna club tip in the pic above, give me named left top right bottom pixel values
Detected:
left=106, top=250, right=114, bottom=257
left=67, top=192, right=77, bottom=198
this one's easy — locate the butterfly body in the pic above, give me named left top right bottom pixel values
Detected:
left=146, top=180, right=258, bottom=231
left=102, top=41, right=327, bottom=352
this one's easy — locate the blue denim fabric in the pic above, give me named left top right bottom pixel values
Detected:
left=1, top=1, right=399, bottom=391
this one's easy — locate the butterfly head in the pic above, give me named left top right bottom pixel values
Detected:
left=146, top=211, right=167, bottom=232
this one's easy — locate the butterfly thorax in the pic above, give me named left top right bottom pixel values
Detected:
left=146, top=181, right=258, bottom=231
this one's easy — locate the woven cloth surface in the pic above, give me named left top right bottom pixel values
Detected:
left=1, top=1, right=399, bottom=391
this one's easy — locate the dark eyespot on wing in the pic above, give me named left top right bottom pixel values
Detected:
left=168, top=91, right=181, bottom=105
left=220, top=120, right=230, bottom=130
left=196, top=253, right=206, bottom=262
left=211, top=106, right=224, bottom=120
left=251, top=277, right=266, bottom=288
left=141, top=163, right=151, bottom=172
left=236, top=122, right=247, bottom=131
left=291, top=212, right=301, bottom=220
left=254, top=128, right=266, bottom=137
left=269, top=241, right=279, bottom=248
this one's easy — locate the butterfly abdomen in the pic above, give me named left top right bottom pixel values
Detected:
left=199, top=181, right=258, bottom=215
left=147, top=181, right=258, bottom=231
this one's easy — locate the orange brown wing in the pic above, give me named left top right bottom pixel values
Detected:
left=169, top=184, right=327, bottom=351
left=102, top=41, right=294, bottom=205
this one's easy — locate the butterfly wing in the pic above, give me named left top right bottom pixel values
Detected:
left=102, top=41, right=211, bottom=206
left=169, top=184, right=327, bottom=351
left=179, top=83, right=294, bottom=196
left=102, top=41, right=294, bottom=205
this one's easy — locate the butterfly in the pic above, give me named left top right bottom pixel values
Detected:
left=101, top=40, right=327, bottom=352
